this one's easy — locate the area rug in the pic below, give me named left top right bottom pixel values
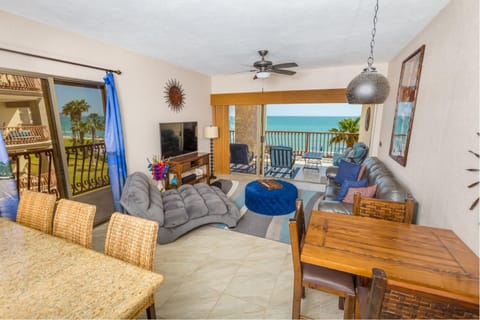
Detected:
left=212, top=179, right=323, bottom=244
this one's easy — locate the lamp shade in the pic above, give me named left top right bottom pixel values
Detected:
left=346, top=67, right=390, bottom=104
left=204, top=126, right=219, bottom=139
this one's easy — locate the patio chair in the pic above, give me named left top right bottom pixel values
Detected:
left=53, top=199, right=96, bottom=248
left=352, top=193, right=414, bottom=224
left=16, top=190, right=57, bottom=234
left=230, top=143, right=255, bottom=172
left=269, top=145, right=296, bottom=178
left=105, top=212, right=159, bottom=319
left=356, top=268, right=479, bottom=319
left=289, top=199, right=355, bottom=319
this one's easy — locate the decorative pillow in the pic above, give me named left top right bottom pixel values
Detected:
left=357, top=165, right=367, bottom=181
left=342, top=184, right=377, bottom=204
left=335, top=178, right=368, bottom=201
left=334, top=160, right=362, bottom=185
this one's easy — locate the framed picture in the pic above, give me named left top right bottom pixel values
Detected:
left=389, top=45, right=426, bottom=166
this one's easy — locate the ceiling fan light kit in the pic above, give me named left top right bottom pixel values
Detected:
left=251, top=50, right=297, bottom=80
left=346, top=0, right=390, bottom=104
left=256, top=71, right=271, bottom=79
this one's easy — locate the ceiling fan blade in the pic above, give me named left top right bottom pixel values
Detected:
left=271, top=69, right=296, bottom=76
left=253, top=74, right=258, bottom=80
left=272, top=62, right=298, bottom=69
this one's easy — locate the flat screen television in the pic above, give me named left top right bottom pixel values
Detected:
left=159, top=121, right=198, bottom=158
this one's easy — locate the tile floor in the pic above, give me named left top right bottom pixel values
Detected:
left=92, top=223, right=343, bottom=319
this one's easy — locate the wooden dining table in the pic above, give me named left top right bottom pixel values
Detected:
left=301, top=211, right=479, bottom=306
left=0, top=219, right=164, bottom=319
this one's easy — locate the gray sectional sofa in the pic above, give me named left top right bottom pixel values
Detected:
left=317, top=157, right=414, bottom=217
left=120, top=172, right=242, bottom=244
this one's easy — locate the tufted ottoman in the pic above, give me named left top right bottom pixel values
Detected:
left=245, top=180, right=298, bottom=215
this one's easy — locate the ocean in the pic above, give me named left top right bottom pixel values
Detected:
left=230, top=116, right=354, bottom=132
left=60, top=115, right=105, bottom=138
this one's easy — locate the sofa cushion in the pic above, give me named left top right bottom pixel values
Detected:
left=342, top=184, right=377, bottom=204
left=334, top=160, right=362, bottom=185
left=335, top=178, right=368, bottom=201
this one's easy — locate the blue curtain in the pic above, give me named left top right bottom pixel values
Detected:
left=0, top=130, right=19, bottom=220
left=103, top=73, right=127, bottom=212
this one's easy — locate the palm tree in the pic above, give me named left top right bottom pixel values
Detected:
left=71, top=120, right=90, bottom=145
left=86, top=113, right=105, bottom=144
left=62, top=99, right=90, bottom=145
left=329, top=117, right=360, bottom=148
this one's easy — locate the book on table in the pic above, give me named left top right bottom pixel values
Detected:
left=258, top=179, right=283, bottom=190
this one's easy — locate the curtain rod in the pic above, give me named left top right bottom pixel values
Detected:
left=0, top=47, right=122, bottom=75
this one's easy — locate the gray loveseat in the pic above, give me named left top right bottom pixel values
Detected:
left=120, top=172, right=242, bottom=244
left=317, top=157, right=413, bottom=216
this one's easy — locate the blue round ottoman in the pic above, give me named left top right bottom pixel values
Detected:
left=245, top=180, right=298, bottom=215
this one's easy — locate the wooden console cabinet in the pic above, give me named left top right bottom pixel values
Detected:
left=165, top=152, right=210, bottom=189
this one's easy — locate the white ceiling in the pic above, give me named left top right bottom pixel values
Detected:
left=0, top=0, right=449, bottom=76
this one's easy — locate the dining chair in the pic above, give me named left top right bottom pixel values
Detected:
left=53, top=199, right=96, bottom=248
left=104, top=212, right=159, bottom=319
left=356, top=268, right=479, bottom=319
left=352, top=193, right=414, bottom=224
left=16, top=190, right=57, bottom=234
left=289, top=199, right=355, bottom=319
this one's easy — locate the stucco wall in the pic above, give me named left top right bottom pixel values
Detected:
left=0, top=11, right=212, bottom=175
left=377, top=0, right=479, bottom=253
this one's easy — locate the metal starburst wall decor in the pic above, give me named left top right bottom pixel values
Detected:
left=164, top=78, right=186, bottom=112
left=467, top=132, right=479, bottom=210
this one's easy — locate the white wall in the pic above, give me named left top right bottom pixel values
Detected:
left=0, top=11, right=212, bottom=175
left=377, top=0, right=479, bottom=253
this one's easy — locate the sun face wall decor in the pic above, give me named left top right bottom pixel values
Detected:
left=164, top=79, right=186, bottom=112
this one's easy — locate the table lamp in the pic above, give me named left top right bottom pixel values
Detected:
left=203, top=126, right=219, bottom=179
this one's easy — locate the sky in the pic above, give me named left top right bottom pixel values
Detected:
left=267, top=103, right=361, bottom=116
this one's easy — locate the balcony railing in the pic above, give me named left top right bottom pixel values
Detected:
left=65, top=143, right=109, bottom=195
left=8, top=143, right=109, bottom=198
left=230, top=130, right=358, bottom=157
left=2, top=125, right=51, bottom=145
left=0, top=73, right=42, bottom=91
left=9, top=148, right=59, bottom=197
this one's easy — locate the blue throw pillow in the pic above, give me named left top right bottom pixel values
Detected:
left=335, top=178, right=368, bottom=201
left=334, top=159, right=362, bottom=185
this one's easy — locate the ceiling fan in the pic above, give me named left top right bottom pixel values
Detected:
left=250, top=50, right=298, bottom=80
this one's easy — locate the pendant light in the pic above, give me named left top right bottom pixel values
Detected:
left=346, top=0, right=390, bottom=104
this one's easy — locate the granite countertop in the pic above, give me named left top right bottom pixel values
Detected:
left=0, top=219, right=164, bottom=319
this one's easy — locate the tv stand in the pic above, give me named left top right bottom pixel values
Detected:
left=165, top=152, right=210, bottom=189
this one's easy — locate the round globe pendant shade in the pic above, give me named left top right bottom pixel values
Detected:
left=346, top=68, right=390, bottom=104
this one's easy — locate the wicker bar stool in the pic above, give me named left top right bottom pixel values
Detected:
left=357, top=268, right=479, bottom=319
left=352, top=193, right=414, bottom=224
left=16, top=190, right=57, bottom=234
left=105, top=212, right=159, bottom=319
left=53, top=199, right=96, bottom=248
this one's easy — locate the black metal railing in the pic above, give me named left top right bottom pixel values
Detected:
left=9, top=148, right=59, bottom=197
left=8, top=143, right=109, bottom=198
left=65, top=143, right=109, bottom=195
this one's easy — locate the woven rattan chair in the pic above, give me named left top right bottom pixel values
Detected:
left=16, top=190, right=57, bottom=234
left=352, top=193, right=414, bottom=224
left=356, top=268, right=479, bottom=319
left=53, top=199, right=96, bottom=248
left=105, top=212, right=159, bottom=319
left=289, top=199, right=355, bottom=319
